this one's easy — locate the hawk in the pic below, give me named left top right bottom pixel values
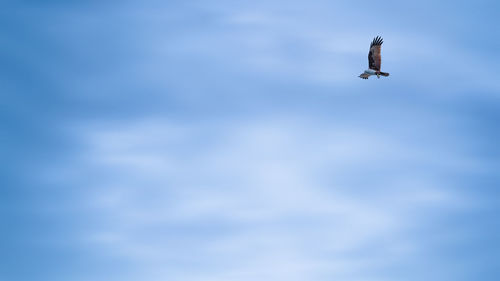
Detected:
left=359, top=36, right=390, bottom=79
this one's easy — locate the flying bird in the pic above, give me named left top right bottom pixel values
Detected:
left=359, top=36, right=390, bottom=79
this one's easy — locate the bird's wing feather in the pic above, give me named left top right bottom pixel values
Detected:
left=368, top=36, right=383, bottom=71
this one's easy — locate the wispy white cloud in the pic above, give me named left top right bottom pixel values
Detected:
left=8, top=1, right=497, bottom=281
left=50, top=114, right=472, bottom=281
left=36, top=0, right=499, bottom=102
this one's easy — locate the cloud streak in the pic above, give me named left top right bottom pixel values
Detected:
left=3, top=1, right=499, bottom=281
left=48, top=115, right=471, bottom=281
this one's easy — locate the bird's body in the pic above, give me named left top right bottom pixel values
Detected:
left=359, top=36, right=389, bottom=79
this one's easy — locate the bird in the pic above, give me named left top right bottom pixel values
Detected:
left=359, top=36, right=390, bottom=79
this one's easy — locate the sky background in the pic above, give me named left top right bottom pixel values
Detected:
left=1, top=1, right=499, bottom=281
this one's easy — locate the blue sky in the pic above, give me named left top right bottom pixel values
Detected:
left=1, top=1, right=499, bottom=280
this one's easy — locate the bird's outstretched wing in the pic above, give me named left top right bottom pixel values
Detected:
left=368, top=36, right=383, bottom=71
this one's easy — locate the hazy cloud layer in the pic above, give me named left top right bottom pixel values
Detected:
left=2, top=1, right=499, bottom=281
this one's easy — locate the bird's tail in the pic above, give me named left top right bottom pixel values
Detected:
left=359, top=73, right=370, bottom=79
left=379, top=72, right=389, bottom=77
